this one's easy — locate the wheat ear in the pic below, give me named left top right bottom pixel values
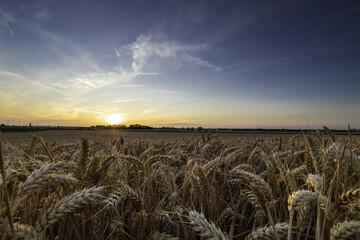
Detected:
left=287, top=190, right=317, bottom=240
left=188, top=210, right=228, bottom=240
left=35, top=186, right=104, bottom=235
left=330, top=220, right=360, bottom=240
left=245, top=222, right=288, bottom=240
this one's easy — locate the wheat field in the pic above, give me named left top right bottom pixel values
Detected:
left=0, top=129, right=360, bottom=239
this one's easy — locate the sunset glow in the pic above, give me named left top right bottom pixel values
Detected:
left=0, top=1, right=359, bottom=129
left=106, top=114, right=123, bottom=125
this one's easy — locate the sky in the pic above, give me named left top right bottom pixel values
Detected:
left=0, top=0, right=359, bottom=129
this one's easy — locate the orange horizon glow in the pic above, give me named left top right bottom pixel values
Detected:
left=106, top=114, right=124, bottom=125
left=0, top=113, right=355, bottom=130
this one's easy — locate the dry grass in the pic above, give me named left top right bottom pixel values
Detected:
left=0, top=129, right=360, bottom=239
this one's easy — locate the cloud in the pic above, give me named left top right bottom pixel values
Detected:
left=118, top=84, right=146, bottom=88
left=0, top=8, right=14, bottom=36
left=219, top=58, right=283, bottom=76
left=114, top=47, right=121, bottom=58
left=182, top=53, right=220, bottom=71
left=175, top=96, right=203, bottom=103
left=0, top=70, right=22, bottom=78
left=0, top=12, right=122, bottom=94
left=0, top=8, right=220, bottom=125
left=68, top=71, right=123, bottom=90
left=110, top=98, right=146, bottom=104
left=2, top=7, right=216, bottom=95
left=6, top=9, right=91, bottom=66
left=34, top=8, right=50, bottom=20
left=25, top=79, right=66, bottom=94
left=150, top=88, right=178, bottom=94
left=115, top=34, right=214, bottom=77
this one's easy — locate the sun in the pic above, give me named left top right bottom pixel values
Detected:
left=106, top=114, right=123, bottom=125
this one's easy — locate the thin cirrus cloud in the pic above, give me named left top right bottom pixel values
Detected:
left=0, top=6, right=217, bottom=125
left=30, top=32, right=215, bottom=95
left=0, top=7, right=13, bottom=36
left=2, top=6, right=213, bottom=92
left=33, top=8, right=50, bottom=20
left=115, top=34, right=214, bottom=77
left=1, top=1, right=359, bottom=128
left=0, top=71, right=22, bottom=78
left=181, top=53, right=220, bottom=71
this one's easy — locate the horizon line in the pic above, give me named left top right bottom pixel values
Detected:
left=0, top=123, right=358, bottom=131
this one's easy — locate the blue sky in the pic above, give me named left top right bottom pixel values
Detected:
left=0, top=0, right=359, bottom=128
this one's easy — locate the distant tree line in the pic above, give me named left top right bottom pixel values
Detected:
left=93, top=124, right=154, bottom=129
left=0, top=124, right=88, bottom=132
left=1, top=123, right=359, bottom=133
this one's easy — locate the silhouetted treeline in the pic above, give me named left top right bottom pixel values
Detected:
left=0, top=124, right=89, bottom=132
left=90, top=124, right=154, bottom=130
left=1, top=123, right=359, bottom=133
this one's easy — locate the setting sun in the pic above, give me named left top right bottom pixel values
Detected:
left=106, top=114, right=123, bottom=125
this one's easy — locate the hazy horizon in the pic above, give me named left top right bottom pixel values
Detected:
left=0, top=120, right=356, bottom=130
left=1, top=1, right=359, bottom=129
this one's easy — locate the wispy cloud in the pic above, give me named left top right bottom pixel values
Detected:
left=67, top=71, right=124, bottom=90
left=110, top=98, right=146, bottom=104
left=25, top=79, right=66, bottom=94
left=0, top=8, right=106, bottom=90
left=0, top=8, right=14, bottom=36
left=0, top=70, right=22, bottom=78
left=182, top=53, right=220, bottom=71
left=1, top=14, right=123, bottom=94
left=150, top=88, right=179, bottom=94
left=34, top=8, right=50, bottom=20
left=175, top=96, right=203, bottom=103
left=72, top=77, right=97, bottom=89
left=219, top=58, right=283, bottom=76
left=0, top=6, right=220, bottom=126
left=3, top=7, right=216, bottom=96
left=115, top=33, right=215, bottom=77
left=119, top=84, right=146, bottom=88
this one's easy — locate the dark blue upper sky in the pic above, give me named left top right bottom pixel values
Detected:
left=0, top=0, right=359, bottom=128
